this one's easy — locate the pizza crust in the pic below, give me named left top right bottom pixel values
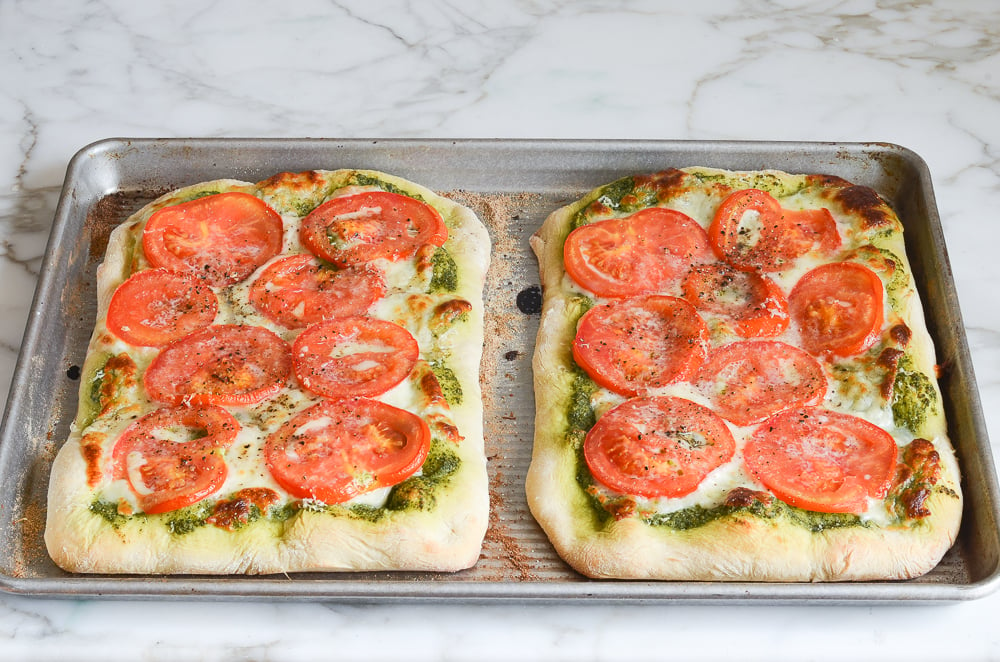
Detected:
left=45, top=170, right=491, bottom=574
left=527, top=167, right=962, bottom=581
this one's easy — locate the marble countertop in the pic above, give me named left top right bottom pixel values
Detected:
left=2, top=1, right=999, bottom=659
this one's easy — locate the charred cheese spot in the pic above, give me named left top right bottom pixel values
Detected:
left=877, top=347, right=905, bottom=401
left=723, top=486, right=774, bottom=508
left=79, top=432, right=107, bottom=488
left=834, top=185, right=896, bottom=231
left=257, top=170, right=327, bottom=197
left=431, top=298, right=472, bottom=333
left=97, top=353, right=138, bottom=417
left=890, top=322, right=912, bottom=347
left=892, top=439, right=943, bottom=519
left=206, top=488, right=281, bottom=531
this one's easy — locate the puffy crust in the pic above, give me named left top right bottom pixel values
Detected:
left=527, top=167, right=962, bottom=582
left=45, top=170, right=491, bottom=575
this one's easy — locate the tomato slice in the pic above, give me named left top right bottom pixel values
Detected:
left=696, top=341, right=827, bottom=426
left=248, top=254, right=386, bottom=329
left=681, top=263, right=789, bottom=337
left=742, top=408, right=897, bottom=513
left=144, top=324, right=292, bottom=406
left=106, top=268, right=218, bottom=346
left=292, top=316, right=419, bottom=398
left=789, top=262, right=884, bottom=357
left=563, top=208, right=714, bottom=297
left=111, top=405, right=239, bottom=514
left=300, top=191, right=447, bottom=267
left=584, top=396, right=736, bottom=498
left=142, top=192, right=284, bottom=287
left=264, top=398, right=430, bottom=503
left=572, top=295, right=709, bottom=397
left=708, top=189, right=840, bottom=272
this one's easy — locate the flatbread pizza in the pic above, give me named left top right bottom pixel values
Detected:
left=45, top=169, right=491, bottom=574
left=526, top=167, right=962, bottom=581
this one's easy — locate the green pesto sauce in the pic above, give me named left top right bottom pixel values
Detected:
left=176, top=190, right=221, bottom=204
left=428, top=247, right=459, bottom=293
left=89, top=498, right=136, bottom=529
left=89, top=441, right=462, bottom=534
left=349, top=172, right=428, bottom=203
left=566, top=369, right=598, bottom=433
left=385, top=440, right=462, bottom=512
left=290, top=198, right=320, bottom=217
left=82, top=353, right=130, bottom=428
left=891, top=354, right=937, bottom=434
left=570, top=176, right=660, bottom=230
left=646, top=500, right=863, bottom=533
left=689, top=170, right=808, bottom=198
left=165, top=501, right=215, bottom=535
left=428, top=358, right=463, bottom=406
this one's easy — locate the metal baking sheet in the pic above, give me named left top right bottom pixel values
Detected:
left=1, top=138, right=997, bottom=604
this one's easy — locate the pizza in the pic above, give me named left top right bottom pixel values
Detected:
left=44, top=169, right=491, bottom=574
left=526, top=167, right=963, bottom=581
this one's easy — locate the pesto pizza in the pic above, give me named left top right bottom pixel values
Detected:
left=45, top=169, right=491, bottom=574
left=526, top=167, right=962, bottom=581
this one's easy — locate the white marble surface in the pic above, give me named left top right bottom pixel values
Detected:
left=1, top=0, right=999, bottom=659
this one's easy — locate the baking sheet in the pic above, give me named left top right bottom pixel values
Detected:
left=1, top=138, right=997, bottom=603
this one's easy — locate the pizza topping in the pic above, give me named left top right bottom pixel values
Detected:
left=789, top=262, right=885, bottom=357
left=584, top=396, right=736, bottom=498
left=142, top=192, right=284, bottom=287
left=292, top=316, right=419, bottom=399
left=107, top=269, right=219, bottom=346
left=206, top=488, right=281, bottom=531
left=681, top=263, right=789, bottom=337
left=300, top=191, right=448, bottom=267
left=722, top=486, right=775, bottom=508
left=572, top=295, right=710, bottom=396
left=708, top=189, right=840, bottom=272
left=93, top=353, right=139, bottom=418
left=890, top=438, right=942, bottom=520
left=563, top=207, right=713, bottom=297
left=248, top=253, right=385, bottom=329
left=743, top=408, right=897, bottom=514
left=264, top=398, right=430, bottom=503
left=696, top=341, right=827, bottom=426
left=144, top=324, right=292, bottom=406
left=80, top=432, right=107, bottom=488
left=111, top=406, right=239, bottom=514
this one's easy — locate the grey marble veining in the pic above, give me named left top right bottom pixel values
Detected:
left=0, top=0, right=998, bottom=659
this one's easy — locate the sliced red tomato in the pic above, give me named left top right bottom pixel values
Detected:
left=144, top=324, right=292, bottom=406
left=264, top=397, right=430, bottom=503
left=142, top=192, right=284, bottom=287
left=248, top=254, right=386, bottom=329
left=300, top=191, right=447, bottom=267
left=742, top=407, right=897, bottom=513
left=789, top=262, right=884, bottom=357
left=106, top=269, right=218, bottom=347
left=572, top=295, right=709, bottom=397
left=292, top=316, right=419, bottom=398
left=696, top=341, right=827, bottom=426
left=681, top=263, right=789, bottom=337
left=563, top=208, right=714, bottom=298
left=780, top=207, right=841, bottom=256
left=111, top=405, right=239, bottom=514
left=708, top=189, right=840, bottom=272
left=584, top=396, right=736, bottom=498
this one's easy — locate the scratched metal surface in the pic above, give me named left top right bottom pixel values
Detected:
left=0, top=138, right=996, bottom=603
